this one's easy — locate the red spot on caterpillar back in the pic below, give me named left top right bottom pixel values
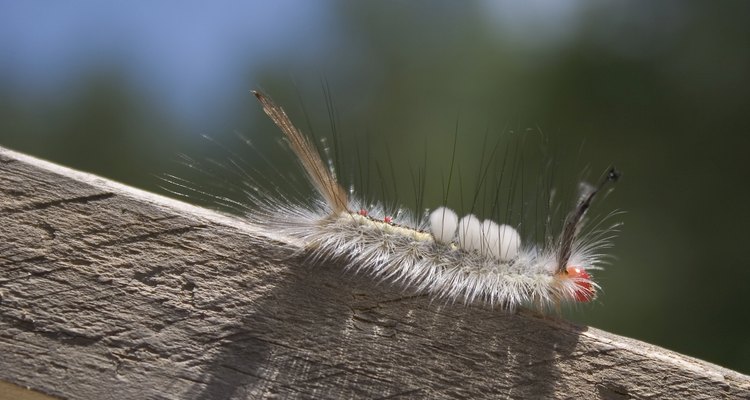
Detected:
left=567, top=266, right=595, bottom=302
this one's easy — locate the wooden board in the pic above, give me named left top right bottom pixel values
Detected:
left=1, top=146, right=748, bottom=399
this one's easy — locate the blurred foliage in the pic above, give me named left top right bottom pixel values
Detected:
left=1, top=1, right=749, bottom=373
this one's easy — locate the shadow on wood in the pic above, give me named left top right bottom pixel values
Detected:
left=1, top=146, right=748, bottom=399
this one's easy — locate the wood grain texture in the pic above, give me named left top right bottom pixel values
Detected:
left=1, top=146, right=748, bottom=400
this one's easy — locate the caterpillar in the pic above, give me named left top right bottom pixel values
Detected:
left=168, top=90, right=620, bottom=311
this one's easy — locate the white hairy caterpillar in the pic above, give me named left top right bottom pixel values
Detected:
left=169, top=90, right=620, bottom=311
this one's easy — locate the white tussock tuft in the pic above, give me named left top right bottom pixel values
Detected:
left=429, top=207, right=459, bottom=244
left=481, top=221, right=521, bottom=262
left=458, top=214, right=483, bottom=252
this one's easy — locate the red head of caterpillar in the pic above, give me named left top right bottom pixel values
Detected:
left=247, top=90, right=619, bottom=311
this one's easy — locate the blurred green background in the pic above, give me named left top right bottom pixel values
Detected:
left=2, top=1, right=749, bottom=374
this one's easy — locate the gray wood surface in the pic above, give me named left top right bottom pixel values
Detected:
left=1, top=146, right=748, bottom=400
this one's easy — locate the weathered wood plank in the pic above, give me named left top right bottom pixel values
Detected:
left=1, top=146, right=748, bottom=400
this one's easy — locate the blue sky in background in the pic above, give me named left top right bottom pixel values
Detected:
left=0, top=1, right=335, bottom=127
